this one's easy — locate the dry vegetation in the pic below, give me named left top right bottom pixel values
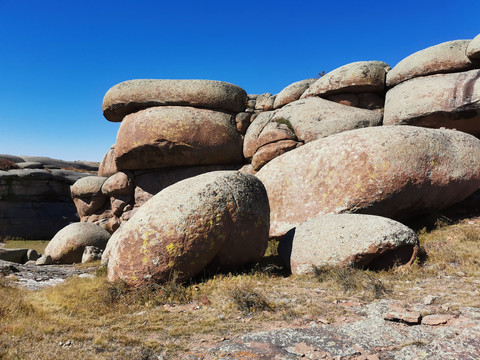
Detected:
left=1, top=217, right=479, bottom=359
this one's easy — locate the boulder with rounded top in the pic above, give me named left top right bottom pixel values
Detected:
left=104, top=171, right=270, bottom=285
left=103, top=79, right=248, bottom=122
left=257, top=126, right=480, bottom=237
left=114, top=106, right=243, bottom=170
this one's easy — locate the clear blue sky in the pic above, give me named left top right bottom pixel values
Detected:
left=0, top=0, right=478, bottom=162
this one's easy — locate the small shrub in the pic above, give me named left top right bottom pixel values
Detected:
left=229, top=283, right=274, bottom=314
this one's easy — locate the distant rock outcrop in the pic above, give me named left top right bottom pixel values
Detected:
left=0, top=155, right=99, bottom=239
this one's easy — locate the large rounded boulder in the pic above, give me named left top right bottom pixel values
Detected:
left=44, top=222, right=111, bottom=264
left=386, top=40, right=476, bottom=87
left=115, top=106, right=244, bottom=170
left=103, top=79, right=248, bottom=122
left=256, top=126, right=480, bottom=237
left=384, top=69, right=480, bottom=136
left=104, top=171, right=270, bottom=286
left=279, top=214, right=419, bottom=275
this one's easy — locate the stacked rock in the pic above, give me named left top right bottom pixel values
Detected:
left=73, top=80, right=249, bottom=233
left=243, top=61, right=389, bottom=171
left=384, top=38, right=480, bottom=135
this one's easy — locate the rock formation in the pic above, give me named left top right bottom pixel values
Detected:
left=0, top=156, right=98, bottom=239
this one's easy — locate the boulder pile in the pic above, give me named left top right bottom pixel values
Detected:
left=59, top=33, right=480, bottom=284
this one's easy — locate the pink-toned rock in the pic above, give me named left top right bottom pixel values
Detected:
left=104, top=171, right=270, bottom=285
left=273, top=78, right=316, bottom=109
left=235, top=112, right=252, bottom=135
left=384, top=309, right=422, bottom=325
left=270, top=97, right=382, bottom=143
left=467, top=34, right=480, bottom=60
left=115, top=106, right=244, bottom=170
left=386, top=40, right=476, bottom=87
left=44, top=222, right=111, bottom=264
left=98, top=145, right=118, bottom=177
left=243, top=111, right=273, bottom=159
left=256, top=126, right=480, bottom=237
left=421, top=314, right=454, bottom=326
left=133, top=164, right=241, bottom=207
left=255, top=121, right=297, bottom=150
left=280, top=214, right=419, bottom=275
left=103, top=79, right=247, bottom=122
left=255, top=93, right=276, bottom=111
left=302, top=61, right=390, bottom=98
left=384, top=70, right=480, bottom=136
left=252, top=140, right=300, bottom=171
left=101, top=172, right=133, bottom=197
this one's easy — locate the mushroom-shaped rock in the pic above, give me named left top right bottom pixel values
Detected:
left=256, top=126, right=480, bottom=237
left=386, top=40, right=477, bottom=87
left=384, top=69, right=480, bottom=136
left=279, top=214, right=419, bottom=275
left=274, top=79, right=316, bottom=109
left=104, top=171, right=270, bottom=286
left=467, top=34, right=480, bottom=60
left=301, top=61, right=390, bottom=98
left=115, top=106, right=244, bottom=170
left=103, top=79, right=248, bottom=122
left=44, top=222, right=111, bottom=264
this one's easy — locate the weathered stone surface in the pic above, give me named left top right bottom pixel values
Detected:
left=16, top=162, right=43, bottom=169
left=0, top=154, right=24, bottom=163
left=203, top=300, right=480, bottom=360
left=384, top=70, right=480, bottom=135
left=115, top=106, right=244, bottom=170
left=243, top=111, right=273, bottom=159
left=103, top=79, right=247, bottom=122
left=101, top=172, right=133, bottom=197
left=104, top=171, right=269, bottom=285
left=98, top=145, right=118, bottom=177
left=255, top=93, right=276, bottom=111
left=274, top=79, right=316, bottom=109
left=256, top=126, right=480, bottom=237
left=467, top=34, right=480, bottom=60
left=0, top=169, right=90, bottom=239
left=235, top=112, right=252, bottom=135
left=279, top=214, right=419, bottom=275
left=270, top=97, right=383, bottom=143
left=252, top=140, right=300, bottom=171
left=302, top=61, right=390, bottom=98
left=244, top=98, right=382, bottom=163
left=71, top=176, right=107, bottom=198
left=133, top=164, right=241, bottom=207
left=387, top=40, right=476, bottom=87
left=45, top=222, right=111, bottom=264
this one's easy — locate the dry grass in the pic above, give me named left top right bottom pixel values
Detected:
left=1, top=218, right=479, bottom=359
left=2, top=239, right=50, bottom=253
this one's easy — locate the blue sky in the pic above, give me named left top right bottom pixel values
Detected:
left=0, top=0, right=479, bottom=161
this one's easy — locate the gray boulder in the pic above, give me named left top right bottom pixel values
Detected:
left=279, top=214, right=419, bottom=275
left=44, top=222, right=111, bottom=264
